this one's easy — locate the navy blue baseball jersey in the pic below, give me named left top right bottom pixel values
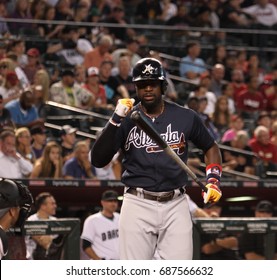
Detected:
left=91, top=100, right=215, bottom=192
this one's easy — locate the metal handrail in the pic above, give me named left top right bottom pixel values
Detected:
left=45, top=101, right=110, bottom=121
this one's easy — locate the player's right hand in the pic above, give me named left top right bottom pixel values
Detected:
left=115, top=98, right=135, bottom=118
left=202, top=183, right=222, bottom=204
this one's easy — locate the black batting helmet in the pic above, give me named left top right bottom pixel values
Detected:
left=0, top=178, right=33, bottom=228
left=132, top=57, right=167, bottom=82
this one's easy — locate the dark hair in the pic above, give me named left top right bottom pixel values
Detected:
left=35, top=192, right=53, bottom=210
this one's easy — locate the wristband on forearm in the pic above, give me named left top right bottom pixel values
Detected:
left=206, top=163, right=222, bottom=186
left=109, top=113, right=122, bottom=127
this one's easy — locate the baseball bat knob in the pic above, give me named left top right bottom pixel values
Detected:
left=130, top=110, right=141, bottom=121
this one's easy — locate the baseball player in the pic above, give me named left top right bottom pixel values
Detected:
left=90, top=57, right=222, bottom=260
left=81, top=190, right=120, bottom=260
left=0, top=178, right=33, bottom=259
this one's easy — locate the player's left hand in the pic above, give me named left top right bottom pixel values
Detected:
left=202, top=183, right=222, bottom=204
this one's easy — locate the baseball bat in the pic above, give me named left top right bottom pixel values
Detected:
left=130, top=110, right=208, bottom=192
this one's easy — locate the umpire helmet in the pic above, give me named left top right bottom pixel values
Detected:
left=0, top=178, right=33, bottom=227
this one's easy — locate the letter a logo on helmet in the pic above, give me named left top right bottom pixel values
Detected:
left=142, top=64, right=155, bottom=75
left=132, top=58, right=166, bottom=82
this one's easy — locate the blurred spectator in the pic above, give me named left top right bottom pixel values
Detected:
left=30, top=0, right=46, bottom=21
left=113, top=55, right=136, bottom=99
left=239, top=200, right=277, bottom=260
left=189, top=5, right=214, bottom=43
left=223, top=52, right=239, bottom=82
left=221, top=114, right=245, bottom=143
left=63, top=140, right=96, bottom=179
left=188, top=84, right=216, bottom=117
left=187, top=95, right=220, bottom=142
left=271, top=120, right=277, bottom=147
left=134, top=0, right=162, bottom=23
left=236, top=75, right=265, bottom=119
left=209, top=63, right=226, bottom=97
left=15, top=126, right=36, bottom=164
left=157, top=0, right=178, bottom=23
left=0, top=94, right=14, bottom=132
left=0, top=129, right=33, bottom=178
left=244, top=53, right=265, bottom=84
left=260, top=79, right=277, bottom=112
left=8, top=0, right=33, bottom=35
left=99, top=60, right=129, bottom=106
left=101, top=5, right=136, bottom=43
left=243, top=0, right=277, bottom=47
left=179, top=41, right=208, bottom=85
left=83, top=66, right=113, bottom=112
left=6, top=51, right=30, bottom=89
left=94, top=151, right=122, bottom=180
left=83, top=34, right=113, bottom=69
left=219, top=0, right=255, bottom=44
left=5, top=39, right=27, bottom=70
left=230, top=68, right=248, bottom=104
left=74, top=64, right=86, bottom=86
left=54, top=0, right=74, bottom=21
left=212, top=95, right=231, bottom=138
left=165, top=4, right=190, bottom=40
left=30, top=141, right=63, bottom=178
left=25, top=192, right=58, bottom=260
left=256, top=111, right=272, bottom=132
left=0, top=58, right=16, bottom=83
left=221, top=130, right=255, bottom=175
left=46, top=26, right=85, bottom=66
left=221, top=82, right=235, bottom=114
left=206, top=45, right=227, bottom=66
left=201, top=203, right=240, bottom=260
left=30, top=125, right=46, bottom=159
left=38, top=4, right=64, bottom=40
left=249, top=125, right=277, bottom=176
left=59, top=124, right=76, bottom=163
left=0, top=3, right=10, bottom=36
left=89, top=0, right=111, bottom=21
left=112, top=37, right=142, bottom=69
left=49, top=69, right=91, bottom=109
left=32, top=69, right=50, bottom=118
left=23, top=48, right=44, bottom=84
left=81, top=189, right=120, bottom=260
left=5, top=88, right=42, bottom=128
left=0, top=71, right=21, bottom=105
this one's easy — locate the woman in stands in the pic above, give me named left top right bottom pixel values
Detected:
left=30, top=141, right=63, bottom=178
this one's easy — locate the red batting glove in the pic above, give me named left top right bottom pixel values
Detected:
left=203, top=183, right=222, bottom=204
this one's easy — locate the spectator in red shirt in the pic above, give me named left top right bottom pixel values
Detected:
left=236, top=76, right=265, bottom=119
left=249, top=125, right=277, bottom=177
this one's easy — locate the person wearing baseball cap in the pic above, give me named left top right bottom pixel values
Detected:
left=83, top=66, right=111, bottom=111
left=24, top=48, right=43, bottom=84
left=81, top=189, right=120, bottom=260
left=239, top=200, right=276, bottom=260
left=60, top=125, right=77, bottom=162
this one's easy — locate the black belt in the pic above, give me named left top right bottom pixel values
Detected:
left=126, top=188, right=184, bottom=202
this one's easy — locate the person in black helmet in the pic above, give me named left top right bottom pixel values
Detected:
left=0, top=178, right=33, bottom=259
left=90, top=57, right=222, bottom=260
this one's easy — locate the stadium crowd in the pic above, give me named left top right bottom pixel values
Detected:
left=0, top=0, right=277, bottom=260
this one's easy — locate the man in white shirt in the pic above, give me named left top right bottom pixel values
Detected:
left=0, top=130, right=33, bottom=178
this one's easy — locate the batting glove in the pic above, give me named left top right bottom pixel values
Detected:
left=203, top=183, right=222, bottom=204
left=110, top=98, right=135, bottom=126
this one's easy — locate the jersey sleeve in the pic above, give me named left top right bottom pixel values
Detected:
left=189, top=111, right=216, bottom=152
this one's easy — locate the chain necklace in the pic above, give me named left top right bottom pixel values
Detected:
left=139, top=101, right=165, bottom=122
